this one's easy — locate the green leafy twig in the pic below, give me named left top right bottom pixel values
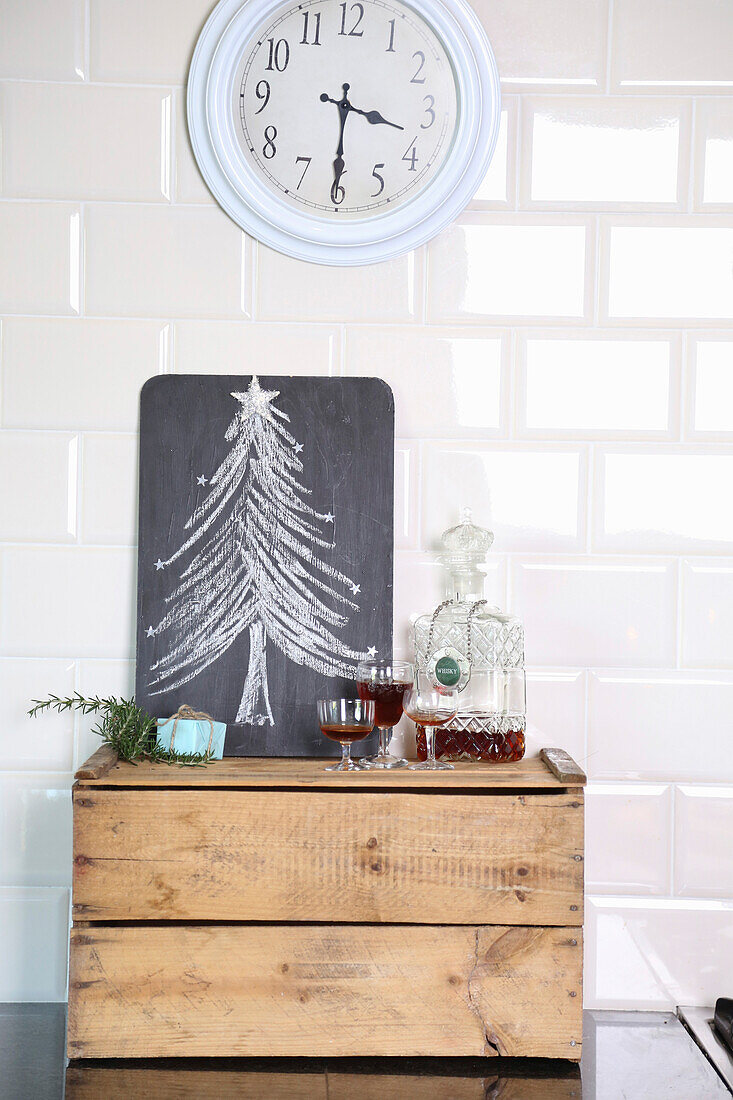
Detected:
left=28, top=694, right=213, bottom=767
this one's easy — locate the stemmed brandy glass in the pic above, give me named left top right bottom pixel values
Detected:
left=356, top=659, right=414, bottom=769
left=317, top=698, right=375, bottom=772
left=403, top=671, right=459, bottom=771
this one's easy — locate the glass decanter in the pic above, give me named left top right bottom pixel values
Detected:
left=411, top=510, right=526, bottom=763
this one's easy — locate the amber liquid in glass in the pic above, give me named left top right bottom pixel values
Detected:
left=356, top=680, right=411, bottom=727
left=320, top=723, right=370, bottom=744
left=415, top=715, right=526, bottom=763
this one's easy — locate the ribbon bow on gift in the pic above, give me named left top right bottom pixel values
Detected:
left=157, top=705, right=216, bottom=754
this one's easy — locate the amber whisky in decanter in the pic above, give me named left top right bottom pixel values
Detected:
left=411, top=510, right=526, bottom=763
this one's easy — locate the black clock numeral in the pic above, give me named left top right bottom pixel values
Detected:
left=386, top=18, right=396, bottom=52
left=402, top=138, right=418, bottom=171
left=371, top=163, right=385, bottom=197
left=295, top=155, right=312, bottom=188
left=331, top=172, right=347, bottom=204
left=300, top=10, right=321, bottom=44
left=410, top=50, right=426, bottom=83
left=263, top=125, right=277, bottom=159
left=254, top=79, right=271, bottom=113
left=265, top=37, right=290, bottom=71
left=421, top=94, right=435, bottom=128
left=339, top=2, right=364, bottom=36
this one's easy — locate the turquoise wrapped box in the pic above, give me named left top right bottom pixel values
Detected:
left=156, top=705, right=226, bottom=759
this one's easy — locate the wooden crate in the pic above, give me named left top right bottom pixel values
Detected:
left=68, top=746, right=585, bottom=1061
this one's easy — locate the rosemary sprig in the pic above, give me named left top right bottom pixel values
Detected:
left=28, top=694, right=213, bottom=767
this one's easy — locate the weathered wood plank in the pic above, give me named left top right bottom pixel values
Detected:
left=540, top=749, right=586, bottom=786
left=65, top=1062, right=581, bottom=1099
left=72, top=789, right=583, bottom=925
left=73, top=752, right=583, bottom=789
left=74, top=744, right=118, bottom=780
left=67, top=924, right=583, bottom=1059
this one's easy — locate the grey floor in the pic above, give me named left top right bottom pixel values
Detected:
left=1, top=1003, right=729, bottom=1099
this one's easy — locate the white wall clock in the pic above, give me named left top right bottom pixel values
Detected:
left=188, top=0, right=500, bottom=265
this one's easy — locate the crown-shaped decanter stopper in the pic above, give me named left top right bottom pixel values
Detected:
left=440, top=508, right=494, bottom=566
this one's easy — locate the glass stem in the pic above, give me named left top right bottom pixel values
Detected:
left=425, top=724, right=436, bottom=764
left=340, top=741, right=351, bottom=768
left=379, top=727, right=391, bottom=758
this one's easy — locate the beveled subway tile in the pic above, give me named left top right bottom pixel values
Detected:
left=588, top=670, right=733, bottom=781
left=344, top=327, right=504, bottom=437
left=394, top=442, right=419, bottom=551
left=257, top=245, right=421, bottom=323
left=173, top=321, right=338, bottom=375
left=0, top=432, right=78, bottom=543
left=471, top=0, right=608, bottom=90
left=585, top=784, right=671, bottom=895
left=675, top=786, right=733, bottom=897
left=0, top=202, right=80, bottom=315
left=0, top=0, right=85, bottom=80
left=594, top=447, right=733, bottom=553
left=1, top=319, right=164, bottom=432
left=0, top=773, right=72, bottom=888
left=585, top=897, right=733, bottom=1010
left=682, top=560, right=733, bottom=668
left=81, top=434, right=138, bottom=546
left=524, top=669, right=586, bottom=764
left=428, top=216, right=590, bottom=321
left=0, top=658, right=75, bottom=772
left=605, top=220, right=733, bottom=322
left=0, top=888, right=69, bottom=1001
left=524, top=98, right=685, bottom=207
left=471, top=105, right=513, bottom=206
left=2, top=83, right=172, bottom=202
left=174, top=89, right=214, bottom=204
left=0, top=547, right=136, bottom=658
left=695, top=99, right=733, bottom=208
left=511, top=558, right=677, bottom=667
left=611, top=0, right=733, bottom=92
left=90, top=0, right=213, bottom=84
left=84, top=205, right=248, bottom=319
left=690, top=339, right=733, bottom=435
left=519, top=333, right=676, bottom=437
left=76, top=659, right=135, bottom=768
left=421, top=445, right=585, bottom=552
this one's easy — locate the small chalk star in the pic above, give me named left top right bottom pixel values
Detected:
left=367, top=646, right=378, bottom=658
left=294, top=442, right=304, bottom=453
left=154, top=559, right=165, bottom=571
left=324, top=512, right=334, bottom=523
left=197, top=475, right=208, bottom=486
left=351, top=583, right=361, bottom=595
left=146, top=626, right=156, bottom=638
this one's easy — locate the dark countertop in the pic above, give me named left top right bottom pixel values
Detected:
left=1, top=1004, right=729, bottom=1099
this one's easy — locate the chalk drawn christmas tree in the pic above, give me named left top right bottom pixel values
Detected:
left=148, top=376, right=367, bottom=725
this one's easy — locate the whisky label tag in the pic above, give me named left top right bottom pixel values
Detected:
left=428, top=646, right=470, bottom=692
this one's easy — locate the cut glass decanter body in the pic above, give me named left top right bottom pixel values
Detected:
left=411, top=510, right=526, bottom=763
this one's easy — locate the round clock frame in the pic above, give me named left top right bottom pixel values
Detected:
left=187, top=0, right=501, bottom=266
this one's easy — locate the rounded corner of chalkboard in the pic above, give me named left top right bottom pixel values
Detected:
left=140, top=374, right=170, bottom=405
left=366, top=376, right=396, bottom=411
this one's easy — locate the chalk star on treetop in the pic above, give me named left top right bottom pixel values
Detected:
left=231, top=376, right=280, bottom=423
left=146, top=626, right=156, bottom=638
left=294, top=442, right=304, bottom=453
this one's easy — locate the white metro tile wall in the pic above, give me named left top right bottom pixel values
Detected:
left=1, top=0, right=733, bottom=1010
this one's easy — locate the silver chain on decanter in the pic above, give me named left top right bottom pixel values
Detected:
left=425, top=598, right=488, bottom=668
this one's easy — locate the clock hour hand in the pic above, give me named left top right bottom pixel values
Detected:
left=350, top=105, right=404, bottom=130
left=321, top=84, right=352, bottom=204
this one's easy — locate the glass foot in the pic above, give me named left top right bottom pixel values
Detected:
left=408, top=759, right=454, bottom=771
left=324, top=759, right=362, bottom=771
left=360, top=753, right=408, bottom=769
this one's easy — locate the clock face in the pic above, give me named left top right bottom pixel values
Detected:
left=233, top=0, right=459, bottom=219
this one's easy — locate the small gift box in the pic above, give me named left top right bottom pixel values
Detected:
left=156, top=705, right=226, bottom=759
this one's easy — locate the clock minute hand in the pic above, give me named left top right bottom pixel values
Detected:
left=350, top=105, right=404, bottom=130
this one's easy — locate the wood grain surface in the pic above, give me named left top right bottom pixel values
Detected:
left=72, top=788, right=583, bottom=924
left=73, top=752, right=585, bottom=789
left=67, top=924, right=583, bottom=1060
left=540, top=748, right=587, bottom=786
left=74, top=744, right=118, bottom=780
left=65, top=1062, right=581, bottom=1098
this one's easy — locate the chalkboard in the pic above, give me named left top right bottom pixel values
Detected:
left=135, top=375, right=394, bottom=757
